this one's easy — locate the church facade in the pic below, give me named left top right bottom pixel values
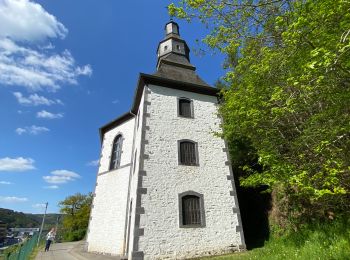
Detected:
left=87, top=22, right=245, bottom=260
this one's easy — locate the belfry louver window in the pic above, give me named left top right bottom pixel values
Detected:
left=110, top=135, right=123, bottom=170
left=178, top=98, right=193, bottom=118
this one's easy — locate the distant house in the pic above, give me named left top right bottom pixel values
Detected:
left=87, top=22, right=245, bottom=259
left=9, top=228, right=39, bottom=233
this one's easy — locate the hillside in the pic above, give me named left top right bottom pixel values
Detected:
left=0, top=208, right=61, bottom=228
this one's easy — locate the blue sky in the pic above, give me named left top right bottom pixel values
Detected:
left=0, top=0, right=225, bottom=214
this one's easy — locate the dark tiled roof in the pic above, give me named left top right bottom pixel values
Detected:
left=99, top=112, right=135, bottom=142
left=154, top=53, right=210, bottom=87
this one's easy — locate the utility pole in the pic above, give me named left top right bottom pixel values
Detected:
left=37, top=202, right=48, bottom=246
left=55, top=215, right=60, bottom=237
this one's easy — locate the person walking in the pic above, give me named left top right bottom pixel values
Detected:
left=44, top=228, right=56, bottom=252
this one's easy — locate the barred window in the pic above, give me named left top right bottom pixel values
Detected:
left=179, top=191, right=205, bottom=228
left=182, top=195, right=201, bottom=225
left=110, top=135, right=123, bottom=170
left=178, top=98, right=193, bottom=118
left=179, top=141, right=197, bottom=165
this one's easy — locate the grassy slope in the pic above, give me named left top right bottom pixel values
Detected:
left=204, top=218, right=350, bottom=260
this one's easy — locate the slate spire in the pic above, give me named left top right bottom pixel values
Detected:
left=154, top=21, right=210, bottom=87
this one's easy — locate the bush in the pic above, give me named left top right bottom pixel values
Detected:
left=63, top=229, right=86, bottom=242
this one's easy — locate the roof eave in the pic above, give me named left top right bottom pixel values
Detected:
left=131, top=73, right=218, bottom=113
left=99, top=73, right=218, bottom=143
left=99, top=112, right=135, bottom=143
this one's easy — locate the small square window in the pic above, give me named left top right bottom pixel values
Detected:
left=178, top=140, right=198, bottom=166
left=178, top=98, right=193, bottom=118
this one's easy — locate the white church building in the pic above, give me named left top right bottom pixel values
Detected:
left=87, top=21, right=245, bottom=260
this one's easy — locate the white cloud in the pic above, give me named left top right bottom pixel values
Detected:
left=0, top=196, right=28, bottom=203
left=43, top=175, right=71, bottom=184
left=0, top=181, right=12, bottom=184
left=43, top=185, right=59, bottom=189
left=15, top=125, right=49, bottom=135
left=37, top=110, right=63, bottom=119
left=43, top=169, right=80, bottom=184
left=32, top=203, right=46, bottom=208
left=0, top=157, right=35, bottom=172
left=51, top=169, right=80, bottom=178
left=0, top=40, right=92, bottom=91
left=0, top=1, right=92, bottom=91
left=0, top=0, right=68, bottom=42
left=56, top=99, right=64, bottom=105
left=15, top=127, right=26, bottom=135
left=13, top=92, right=63, bottom=106
left=87, top=159, right=99, bottom=167
left=75, top=65, right=92, bottom=76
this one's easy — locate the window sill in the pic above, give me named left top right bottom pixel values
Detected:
left=179, top=224, right=205, bottom=228
left=178, top=163, right=199, bottom=167
left=98, top=163, right=132, bottom=176
left=178, top=115, right=194, bottom=119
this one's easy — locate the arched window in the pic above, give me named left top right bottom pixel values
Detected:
left=178, top=140, right=198, bottom=165
left=109, top=135, right=123, bottom=170
left=178, top=98, right=193, bottom=118
left=179, top=191, right=205, bottom=227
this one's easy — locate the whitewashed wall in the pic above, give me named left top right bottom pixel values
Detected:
left=138, top=85, right=243, bottom=259
left=87, top=117, right=135, bottom=255
left=98, top=118, right=135, bottom=174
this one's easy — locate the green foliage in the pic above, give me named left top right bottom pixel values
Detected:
left=63, top=229, right=86, bottom=242
left=201, top=218, right=350, bottom=259
left=58, top=193, right=92, bottom=242
left=170, top=0, right=350, bottom=223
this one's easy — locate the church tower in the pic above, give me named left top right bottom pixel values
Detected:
left=87, top=21, right=245, bottom=260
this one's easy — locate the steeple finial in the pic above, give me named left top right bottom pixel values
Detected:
left=165, top=21, right=180, bottom=36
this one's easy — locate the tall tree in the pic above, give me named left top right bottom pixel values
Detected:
left=58, top=193, right=92, bottom=241
left=169, top=0, right=350, bottom=224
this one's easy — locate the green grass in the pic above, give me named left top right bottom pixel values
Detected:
left=204, top=218, right=350, bottom=260
left=29, top=241, right=45, bottom=260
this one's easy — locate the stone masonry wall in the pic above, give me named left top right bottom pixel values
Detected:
left=137, top=85, right=244, bottom=259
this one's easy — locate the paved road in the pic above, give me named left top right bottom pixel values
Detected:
left=35, top=241, right=120, bottom=260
